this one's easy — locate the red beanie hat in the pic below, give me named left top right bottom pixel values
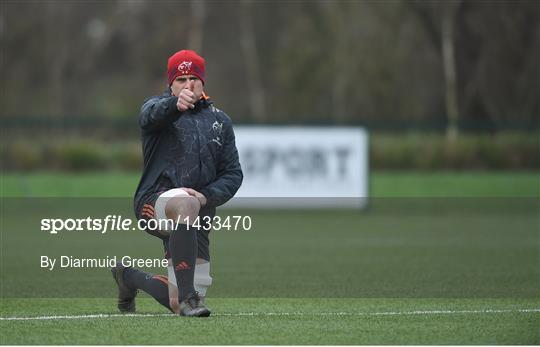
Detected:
left=167, top=50, right=206, bottom=86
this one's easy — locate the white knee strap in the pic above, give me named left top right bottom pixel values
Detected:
left=194, top=261, right=212, bottom=297
left=166, top=260, right=212, bottom=297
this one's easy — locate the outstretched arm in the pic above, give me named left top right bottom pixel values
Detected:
left=139, top=96, right=180, bottom=132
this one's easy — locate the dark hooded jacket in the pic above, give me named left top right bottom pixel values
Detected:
left=133, top=90, right=243, bottom=217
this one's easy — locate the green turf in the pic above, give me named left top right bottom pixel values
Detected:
left=1, top=171, right=539, bottom=344
left=1, top=170, right=539, bottom=197
left=2, top=198, right=539, bottom=344
left=2, top=198, right=539, bottom=298
left=1, top=298, right=539, bottom=344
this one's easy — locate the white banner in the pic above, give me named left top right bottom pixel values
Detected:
left=228, top=126, right=369, bottom=208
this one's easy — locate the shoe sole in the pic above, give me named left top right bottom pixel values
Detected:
left=197, top=309, right=211, bottom=317
left=181, top=312, right=211, bottom=317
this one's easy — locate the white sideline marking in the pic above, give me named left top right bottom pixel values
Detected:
left=1, top=308, right=539, bottom=321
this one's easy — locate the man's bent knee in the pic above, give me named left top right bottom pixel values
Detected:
left=165, top=195, right=200, bottom=223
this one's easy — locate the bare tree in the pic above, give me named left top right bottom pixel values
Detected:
left=239, top=0, right=266, bottom=122
left=319, top=1, right=349, bottom=123
left=409, top=0, right=462, bottom=140
left=46, top=2, right=70, bottom=119
left=188, top=0, right=206, bottom=53
left=441, top=0, right=461, bottom=140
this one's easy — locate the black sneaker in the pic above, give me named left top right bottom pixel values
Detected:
left=179, top=292, right=211, bottom=317
left=111, top=262, right=138, bottom=313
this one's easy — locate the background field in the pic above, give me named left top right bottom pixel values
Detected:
left=2, top=170, right=539, bottom=197
left=1, top=171, right=539, bottom=344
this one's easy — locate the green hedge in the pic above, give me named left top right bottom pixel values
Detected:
left=1, top=133, right=538, bottom=171
left=370, top=133, right=539, bottom=170
left=2, top=141, right=142, bottom=171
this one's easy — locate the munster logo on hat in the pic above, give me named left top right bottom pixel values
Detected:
left=178, top=61, right=192, bottom=72
left=167, top=50, right=206, bottom=85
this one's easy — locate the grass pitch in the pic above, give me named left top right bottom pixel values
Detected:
left=2, top=298, right=539, bottom=344
left=1, top=171, right=539, bottom=344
